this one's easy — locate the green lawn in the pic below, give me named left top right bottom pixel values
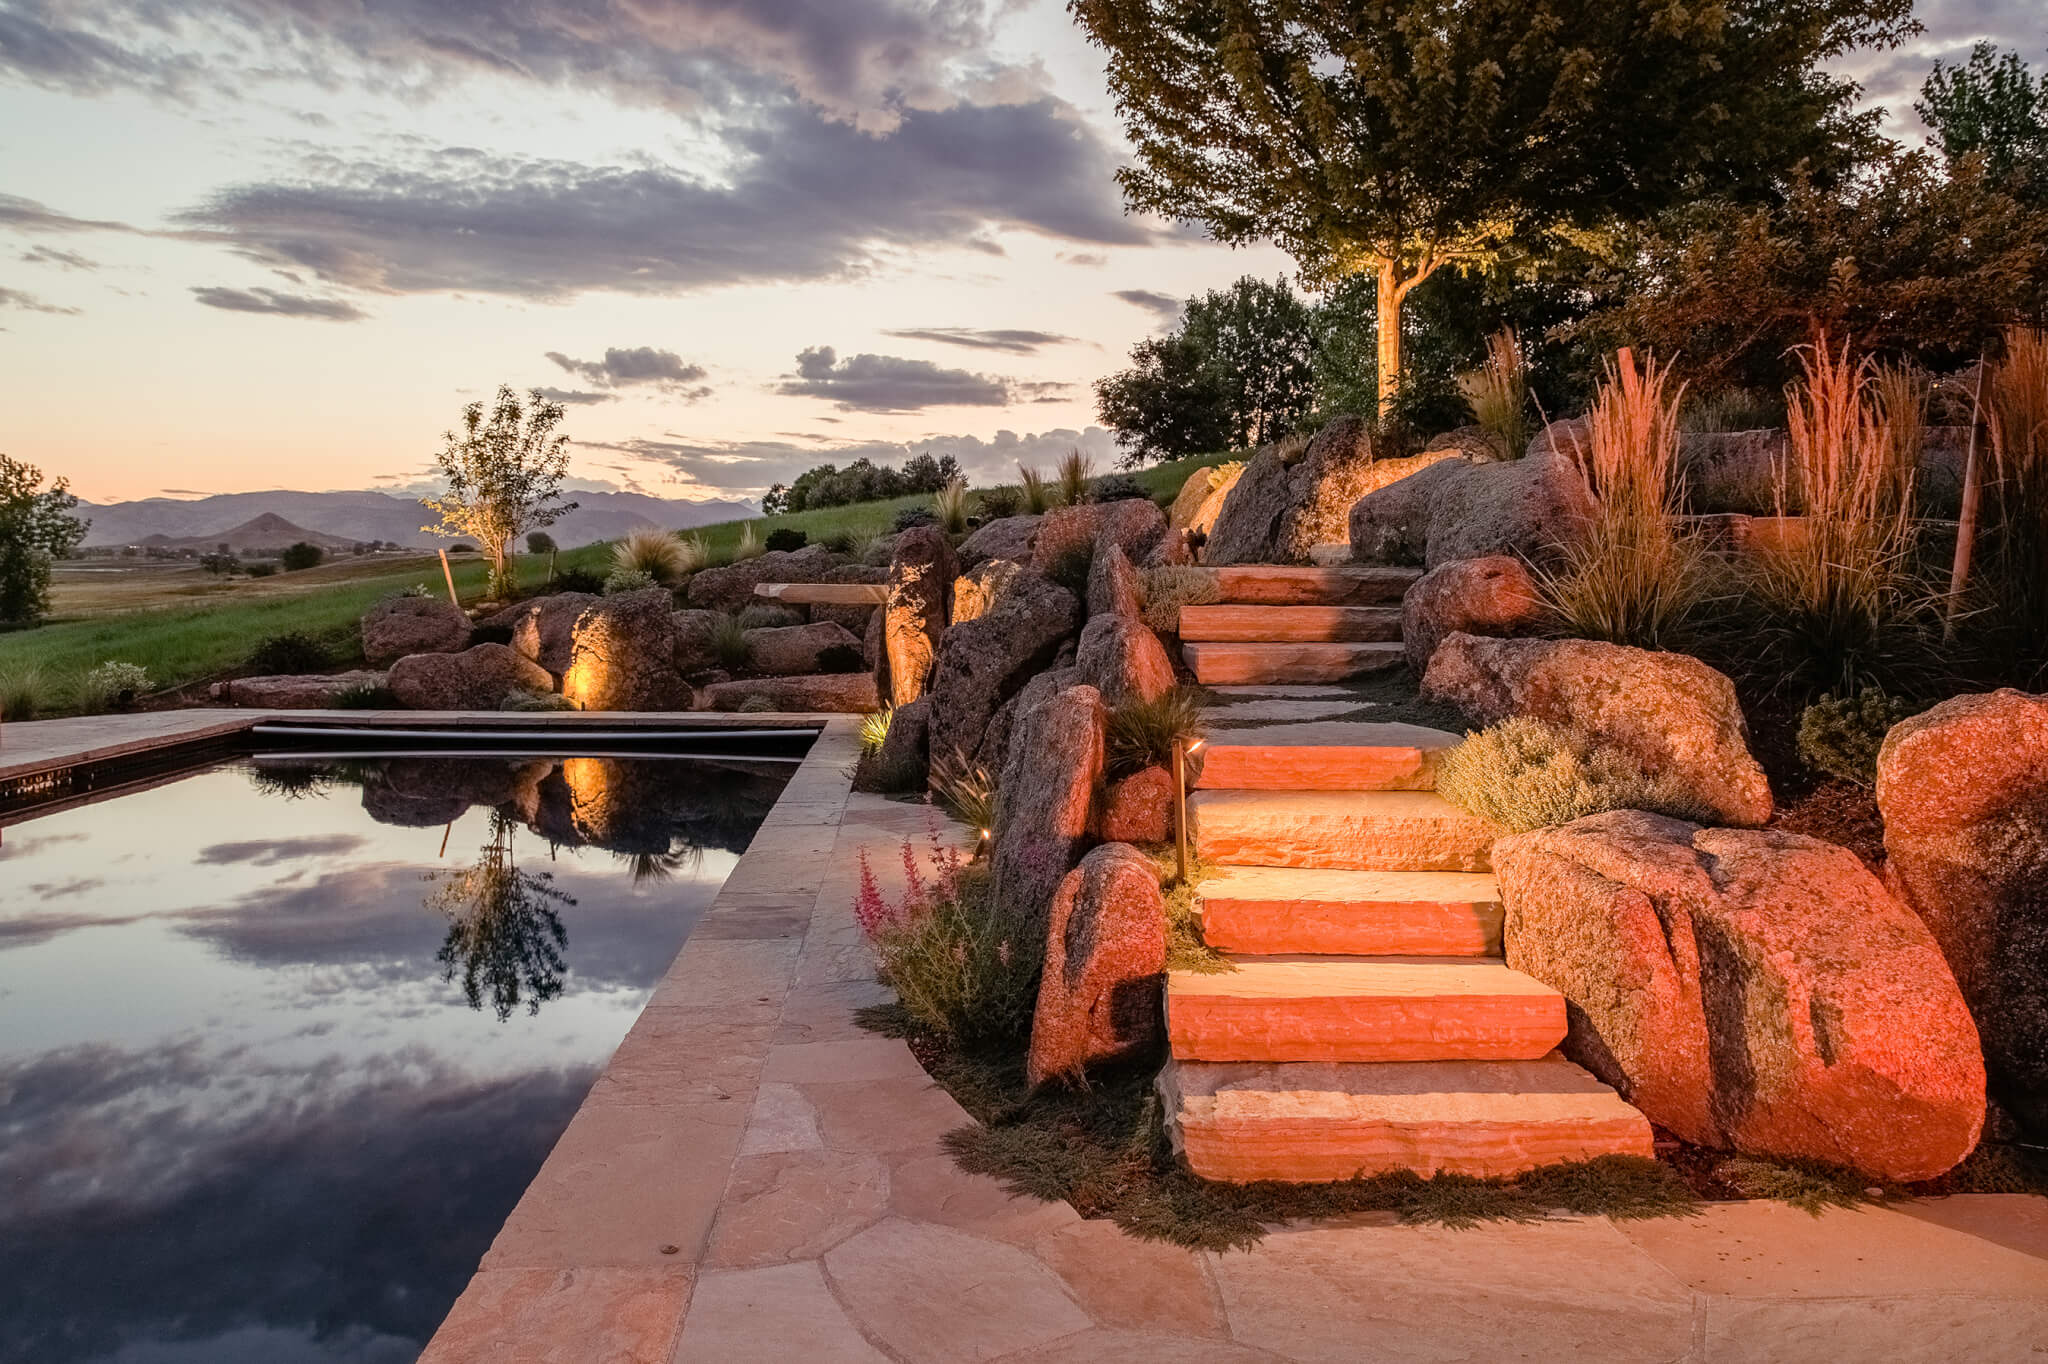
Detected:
left=0, top=452, right=1235, bottom=713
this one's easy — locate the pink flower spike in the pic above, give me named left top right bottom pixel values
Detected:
left=852, top=849, right=892, bottom=940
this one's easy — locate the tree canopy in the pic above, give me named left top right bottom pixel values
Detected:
left=0, top=453, right=89, bottom=627
left=763, top=451, right=963, bottom=515
left=1070, top=0, right=1917, bottom=407
left=1919, top=43, right=2048, bottom=203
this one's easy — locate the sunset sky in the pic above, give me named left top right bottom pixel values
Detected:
left=2, top=0, right=2041, bottom=505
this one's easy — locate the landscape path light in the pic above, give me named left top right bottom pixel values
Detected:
left=1173, top=736, right=1205, bottom=885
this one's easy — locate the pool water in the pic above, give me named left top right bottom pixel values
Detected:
left=0, top=753, right=788, bottom=1364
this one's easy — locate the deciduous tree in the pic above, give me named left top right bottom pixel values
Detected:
left=423, top=386, right=578, bottom=597
left=0, top=453, right=88, bottom=627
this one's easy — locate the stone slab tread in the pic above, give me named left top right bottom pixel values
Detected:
left=1210, top=565, right=1421, bottom=606
left=1178, top=604, right=1403, bottom=644
left=1166, top=955, right=1566, bottom=1063
left=1193, top=721, right=1460, bottom=792
left=1197, top=866, right=1502, bottom=956
left=1189, top=788, right=1501, bottom=872
left=1159, top=1055, right=1655, bottom=1182
left=1184, top=641, right=1406, bottom=687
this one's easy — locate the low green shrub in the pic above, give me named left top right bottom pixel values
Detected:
left=1088, top=473, right=1149, bottom=503
left=857, top=852, right=1039, bottom=1049
left=1796, top=689, right=1915, bottom=786
left=738, top=694, right=776, bottom=713
left=977, top=485, right=1022, bottom=520
left=245, top=561, right=278, bottom=578
left=1137, top=566, right=1220, bottom=636
left=1105, top=687, right=1206, bottom=780
left=501, top=691, right=573, bottom=712
left=245, top=630, right=332, bottom=675
left=765, top=527, right=808, bottom=553
left=603, top=567, right=655, bottom=595
left=1435, top=716, right=1718, bottom=833
left=894, top=504, right=938, bottom=533
left=331, top=682, right=397, bottom=709
left=78, top=661, right=150, bottom=713
left=552, top=567, right=606, bottom=594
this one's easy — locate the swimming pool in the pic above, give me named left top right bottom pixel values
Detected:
left=0, top=748, right=791, bottom=1363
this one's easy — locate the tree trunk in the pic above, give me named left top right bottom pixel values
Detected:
left=1375, top=260, right=1405, bottom=415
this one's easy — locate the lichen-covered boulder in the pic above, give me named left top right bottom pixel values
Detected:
left=698, top=673, right=878, bottom=712
left=476, top=592, right=599, bottom=677
left=874, top=695, right=931, bottom=788
left=672, top=609, right=726, bottom=675
left=957, top=514, right=1042, bottom=569
left=1526, top=417, right=1591, bottom=461
left=1498, top=811, right=1985, bottom=1180
left=1346, top=456, right=1472, bottom=565
left=744, top=621, right=863, bottom=676
left=1422, top=452, right=1597, bottom=569
left=1098, top=765, right=1174, bottom=843
left=992, top=684, right=1105, bottom=935
left=1423, top=633, right=1772, bottom=827
left=1877, top=688, right=2048, bottom=1131
left=1169, top=461, right=1243, bottom=545
left=684, top=545, right=842, bottom=612
left=1074, top=613, right=1174, bottom=707
left=212, top=670, right=389, bottom=708
left=1401, top=556, right=1544, bottom=676
left=1028, top=842, right=1167, bottom=1087
left=883, top=525, right=956, bottom=706
left=972, top=660, right=1078, bottom=778
left=1086, top=541, right=1144, bottom=620
left=389, top=643, right=554, bottom=711
left=561, top=589, right=688, bottom=711
left=1030, top=500, right=1167, bottom=574
left=1425, top=425, right=1511, bottom=462
left=1206, top=420, right=1353, bottom=564
left=926, top=571, right=1079, bottom=768
left=362, top=594, right=471, bottom=667
left=951, top=558, right=1026, bottom=625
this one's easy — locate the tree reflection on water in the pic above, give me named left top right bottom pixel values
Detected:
left=426, top=813, right=573, bottom=1022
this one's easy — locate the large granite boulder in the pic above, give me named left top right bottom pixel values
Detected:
left=1401, top=556, right=1545, bottom=676
left=1878, top=688, right=2048, bottom=1131
left=883, top=525, right=956, bottom=706
left=1425, top=425, right=1512, bottom=462
left=672, top=609, right=726, bottom=675
left=993, top=684, right=1105, bottom=935
left=874, top=695, right=931, bottom=788
left=952, top=558, right=1026, bottom=625
left=1168, top=462, right=1243, bottom=546
left=1423, top=633, right=1773, bottom=827
left=698, top=673, right=878, bottom=712
left=957, top=514, right=1042, bottom=569
left=212, top=670, right=388, bottom=708
left=1349, top=452, right=1596, bottom=570
left=1074, top=614, right=1174, bottom=707
left=972, top=660, right=1078, bottom=778
left=476, top=592, right=599, bottom=677
left=926, top=571, right=1079, bottom=767
left=1097, top=765, right=1173, bottom=843
left=561, top=589, right=689, bottom=711
left=1345, top=456, right=1472, bottom=565
left=362, top=594, right=471, bottom=667
left=389, top=643, right=553, bottom=711
left=744, top=621, right=863, bottom=675
left=1027, top=842, right=1167, bottom=1087
left=1030, top=500, right=1167, bottom=575
left=1086, top=542, right=1144, bottom=620
left=1497, top=811, right=1985, bottom=1180
left=1527, top=417, right=1591, bottom=461
left=684, top=545, right=842, bottom=612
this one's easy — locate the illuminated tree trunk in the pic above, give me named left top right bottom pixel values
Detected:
left=1377, top=260, right=1404, bottom=414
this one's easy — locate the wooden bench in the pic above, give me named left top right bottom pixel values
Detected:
left=752, top=582, right=889, bottom=605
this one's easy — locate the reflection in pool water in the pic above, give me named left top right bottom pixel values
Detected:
left=0, top=753, right=787, bottom=1364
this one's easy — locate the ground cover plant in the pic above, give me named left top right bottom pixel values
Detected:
left=1435, top=717, right=1718, bottom=834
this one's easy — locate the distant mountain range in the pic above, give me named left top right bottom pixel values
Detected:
left=78, top=489, right=758, bottom=551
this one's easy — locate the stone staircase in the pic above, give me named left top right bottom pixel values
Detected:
left=1159, top=565, right=1652, bottom=1183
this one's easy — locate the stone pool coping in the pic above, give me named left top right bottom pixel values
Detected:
left=10, top=710, right=2048, bottom=1360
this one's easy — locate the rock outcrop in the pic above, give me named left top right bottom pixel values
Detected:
left=1349, top=452, right=1596, bottom=570
left=951, top=558, right=1026, bottom=625
left=1168, top=462, right=1243, bottom=549
left=1877, top=688, right=2048, bottom=1130
left=698, top=673, right=878, bottom=712
left=926, top=571, right=1079, bottom=768
left=1086, top=542, right=1144, bottom=620
left=477, top=592, right=598, bottom=677
left=957, top=514, right=1042, bottom=569
left=362, top=594, right=471, bottom=667
left=874, top=695, right=931, bottom=788
left=389, top=643, right=554, bottom=711
left=1030, top=500, right=1167, bottom=574
left=213, top=670, right=388, bottom=708
left=1028, top=842, right=1167, bottom=1087
left=743, top=621, right=863, bottom=676
left=992, top=684, right=1105, bottom=934
left=1074, top=613, right=1174, bottom=707
left=1401, top=556, right=1545, bottom=676
left=1098, top=766, right=1174, bottom=843
left=685, top=545, right=843, bottom=612
left=1423, top=633, right=1772, bottom=827
left=561, top=589, right=688, bottom=711
left=1497, top=811, right=1985, bottom=1180
left=1208, top=418, right=1448, bottom=564
left=883, top=525, right=956, bottom=706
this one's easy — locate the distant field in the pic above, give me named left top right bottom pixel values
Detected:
left=0, top=452, right=1234, bottom=710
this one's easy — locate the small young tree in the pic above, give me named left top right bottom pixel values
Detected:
left=1071, top=0, right=1917, bottom=411
left=0, top=453, right=88, bottom=626
left=423, top=386, right=579, bottom=597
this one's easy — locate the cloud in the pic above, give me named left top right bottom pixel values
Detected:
left=1060, top=250, right=1109, bottom=267
left=194, top=835, right=370, bottom=867
left=0, top=191, right=136, bottom=235
left=175, top=96, right=1147, bottom=301
left=19, top=245, right=98, bottom=270
left=533, top=387, right=616, bottom=406
left=0, top=285, right=79, bottom=315
left=881, top=326, right=1074, bottom=354
left=190, top=285, right=370, bottom=321
left=1113, top=288, right=1185, bottom=321
left=545, top=346, right=711, bottom=400
left=776, top=344, right=1009, bottom=412
left=0, top=0, right=1008, bottom=127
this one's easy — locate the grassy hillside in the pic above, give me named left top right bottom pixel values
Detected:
left=0, top=452, right=1234, bottom=713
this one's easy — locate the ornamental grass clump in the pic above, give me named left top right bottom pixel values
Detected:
left=674, top=533, right=710, bottom=576
left=1018, top=464, right=1053, bottom=514
left=1982, top=325, right=2048, bottom=672
left=710, top=613, right=750, bottom=670
left=1456, top=328, right=1532, bottom=456
left=1537, top=349, right=1711, bottom=650
left=1137, top=565, right=1220, bottom=636
left=1055, top=449, right=1095, bottom=507
left=929, top=748, right=998, bottom=837
left=1105, top=686, right=1205, bottom=780
left=613, top=525, right=691, bottom=586
left=1435, top=716, right=1717, bottom=834
left=858, top=706, right=893, bottom=756
left=732, top=522, right=764, bottom=561
left=0, top=666, right=49, bottom=721
left=933, top=477, right=972, bottom=534
left=854, top=824, right=1040, bottom=1049
left=1741, top=338, right=1929, bottom=691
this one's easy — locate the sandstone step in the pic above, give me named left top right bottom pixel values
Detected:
left=1210, top=565, right=1421, bottom=606
left=1179, top=604, right=1403, bottom=644
left=1189, top=789, right=1500, bottom=872
left=1197, top=867, right=1502, bottom=956
left=1194, top=721, right=1459, bottom=791
left=1159, top=1055, right=1655, bottom=1182
left=1184, top=641, right=1406, bottom=686
left=1166, top=956, right=1566, bottom=1063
